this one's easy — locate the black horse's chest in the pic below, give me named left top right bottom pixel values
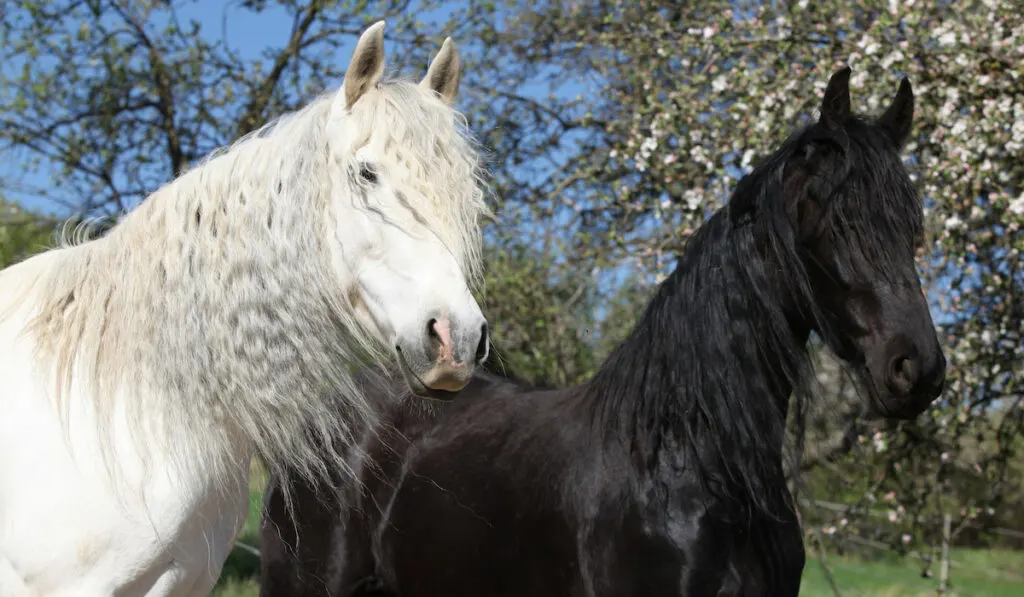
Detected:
left=722, top=517, right=806, bottom=597
left=582, top=489, right=806, bottom=597
left=686, top=514, right=805, bottom=597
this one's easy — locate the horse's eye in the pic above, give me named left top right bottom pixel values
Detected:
left=359, top=163, right=379, bottom=184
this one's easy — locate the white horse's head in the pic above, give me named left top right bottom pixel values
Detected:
left=326, top=21, right=489, bottom=395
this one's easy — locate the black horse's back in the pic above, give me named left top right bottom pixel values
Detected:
left=259, top=365, right=534, bottom=597
left=380, top=389, right=586, bottom=596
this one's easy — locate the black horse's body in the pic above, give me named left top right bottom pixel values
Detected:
left=362, top=381, right=802, bottom=597
left=260, top=69, right=946, bottom=597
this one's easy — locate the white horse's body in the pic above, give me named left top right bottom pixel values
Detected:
left=0, top=22, right=488, bottom=597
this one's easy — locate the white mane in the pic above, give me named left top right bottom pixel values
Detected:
left=19, top=76, right=489, bottom=497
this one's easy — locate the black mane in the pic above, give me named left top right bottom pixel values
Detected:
left=583, top=114, right=923, bottom=520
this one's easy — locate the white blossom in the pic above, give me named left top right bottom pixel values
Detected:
left=683, top=189, right=702, bottom=211
left=1009, top=195, right=1024, bottom=215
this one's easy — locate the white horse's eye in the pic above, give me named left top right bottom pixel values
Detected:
left=359, top=163, right=379, bottom=184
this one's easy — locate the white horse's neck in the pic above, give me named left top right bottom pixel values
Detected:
left=28, top=96, right=376, bottom=491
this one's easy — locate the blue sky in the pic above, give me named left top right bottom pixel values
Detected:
left=1, top=1, right=484, bottom=215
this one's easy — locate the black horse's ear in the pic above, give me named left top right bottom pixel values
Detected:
left=820, top=67, right=852, bottom=130
left=877, top=77, right=914, bottom=148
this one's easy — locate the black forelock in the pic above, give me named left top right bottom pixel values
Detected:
left=821, top=117, right=924, bottom=276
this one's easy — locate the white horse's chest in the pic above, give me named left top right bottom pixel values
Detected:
left=0, top=307, right=249, bottom=597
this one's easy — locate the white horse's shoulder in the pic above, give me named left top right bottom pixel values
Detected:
left=0, top=334, right=249, bottom=597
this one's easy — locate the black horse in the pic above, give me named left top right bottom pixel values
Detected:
left=259, top=68, right=946, bottom=597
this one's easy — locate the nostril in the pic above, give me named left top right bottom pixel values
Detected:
left=889, top=355, right=919, bottom=395
left=425, top=317, right=455, bottom=362
left=474, top=323, right=489, bottom=364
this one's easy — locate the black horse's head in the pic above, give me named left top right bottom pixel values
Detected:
left=777, top=67, right=946, bottom=420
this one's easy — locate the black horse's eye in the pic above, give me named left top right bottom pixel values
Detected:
left=358, top=163, right=379, bottom=184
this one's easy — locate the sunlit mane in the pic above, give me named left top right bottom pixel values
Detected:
left=16, top=73, right=489, bottom=498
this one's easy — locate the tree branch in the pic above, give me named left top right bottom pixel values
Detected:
left=111, top=0, right=186, bottom=176
left=235, top=1, right=324, bottom=136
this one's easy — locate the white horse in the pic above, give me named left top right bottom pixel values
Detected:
left=0, top=21, right=490, bottom=597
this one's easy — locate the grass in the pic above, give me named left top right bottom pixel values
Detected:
left=210, top=467, right=265, bottom=597
left=211, top=482, right=1024, bottom=597
left=210, top=487, right=263, bottom=597
left=800, top=548, right=1023, bottom=596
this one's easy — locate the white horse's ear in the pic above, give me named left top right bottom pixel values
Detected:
left=420, top=37, right=460, bottom=104
left=342, top=20, right=387, bottom=110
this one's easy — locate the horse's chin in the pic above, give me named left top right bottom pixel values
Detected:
left=861, top=378, right=933, bottom=421
left=395, top=350, right=464, bottom=402
left=870, top=395, right=934, bottom=421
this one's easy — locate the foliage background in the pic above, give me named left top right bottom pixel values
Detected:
left=1, top=0, right=1021, bottom=592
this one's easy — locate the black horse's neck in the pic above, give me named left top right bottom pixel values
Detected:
left=585, top=191, right=815, bottom=517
